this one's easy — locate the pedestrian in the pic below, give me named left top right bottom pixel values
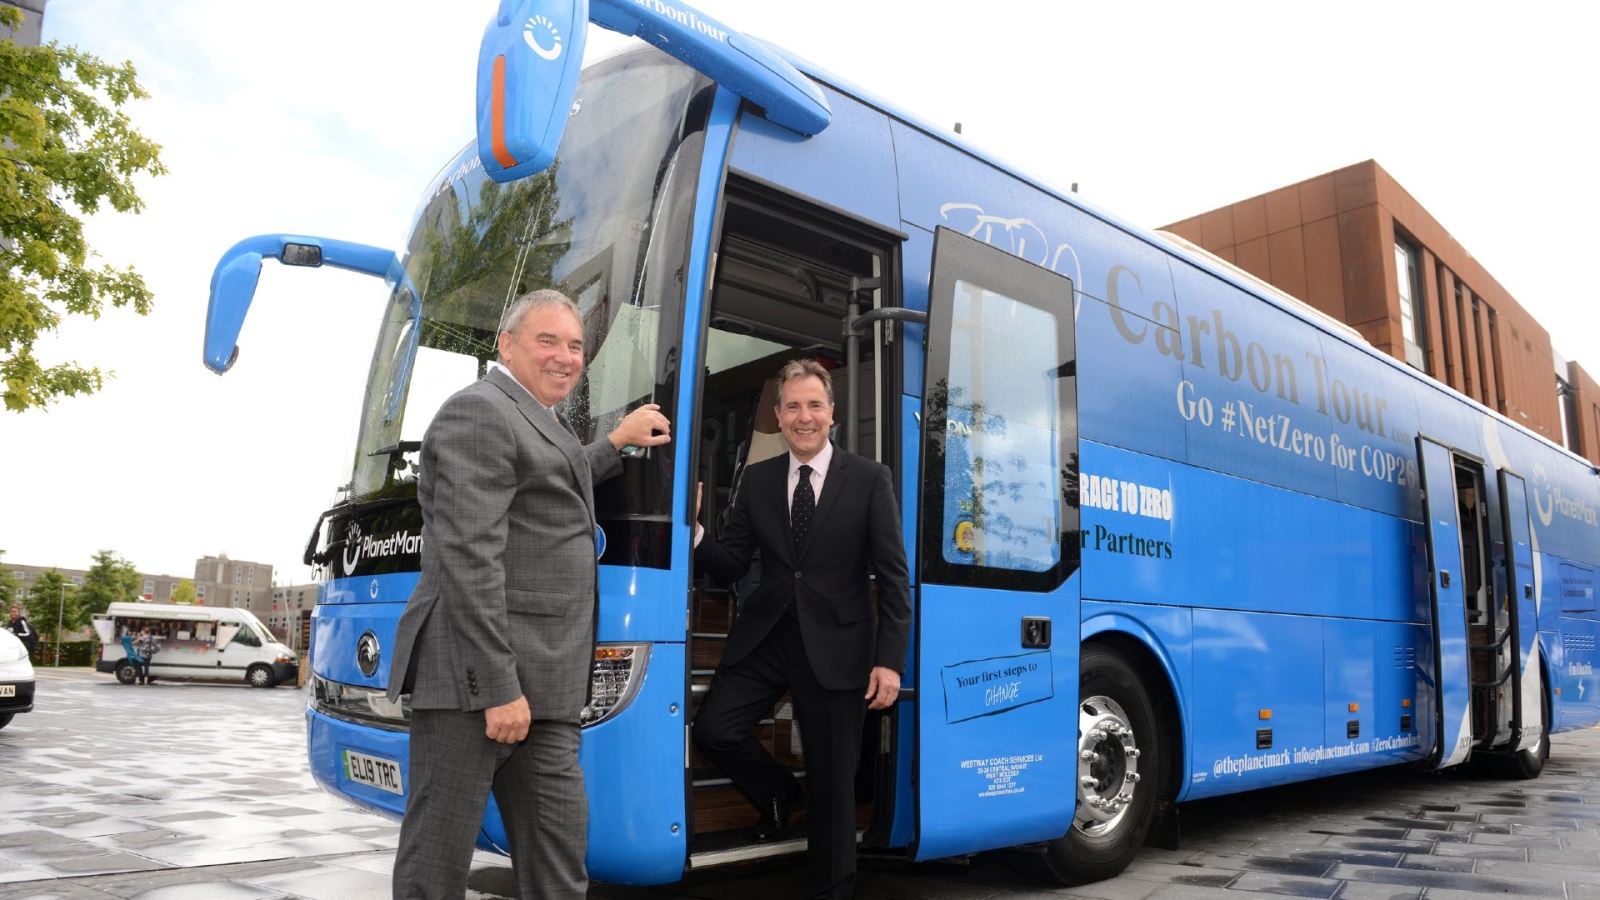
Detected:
left=692, top=358, right=911, bottom=900
left=386, top=289, right=671, bottom=900
left=8, top=605, right=37, bottom=658
left=134, top=627, right=161, bottom=684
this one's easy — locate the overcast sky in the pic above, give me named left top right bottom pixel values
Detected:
left=7, top=1, right=1594, bottom=584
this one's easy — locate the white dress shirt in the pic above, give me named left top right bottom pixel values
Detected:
left=786, top=441, right=833, bottom=513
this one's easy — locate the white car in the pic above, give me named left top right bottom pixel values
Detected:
left=0, top=628, right=35, bottom=730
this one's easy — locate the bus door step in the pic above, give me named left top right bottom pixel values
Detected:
left=688, top=830, right=862, bottom=870
left=693, top=767, right=803, bottom=789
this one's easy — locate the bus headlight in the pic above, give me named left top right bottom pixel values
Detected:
left=579, top=643, right=649, bottom=727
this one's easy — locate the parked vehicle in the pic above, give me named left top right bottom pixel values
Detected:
left=0, top=628, right=36, bottom=729
left=93, top=602, right=298, bottom=688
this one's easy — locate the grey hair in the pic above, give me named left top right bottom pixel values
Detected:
left=497, top=289, right=582, bottom=362
left=775, top=358, right=834, bottom=406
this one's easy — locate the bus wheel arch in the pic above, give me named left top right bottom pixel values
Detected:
left=1014, top=635, right=1181, bottom=884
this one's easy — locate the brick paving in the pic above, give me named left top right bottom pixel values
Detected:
left=1, top=668, right=1596, bottom=898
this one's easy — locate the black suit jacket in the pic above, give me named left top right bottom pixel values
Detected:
left=698, top=445, right=912, bottom=691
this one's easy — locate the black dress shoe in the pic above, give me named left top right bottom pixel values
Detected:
left=810, top=873, right=856, bottom=899
left=753, top=786, right=803, bottom=842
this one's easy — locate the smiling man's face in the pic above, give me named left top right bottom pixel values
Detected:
left=776, top=374, right=833, bottom=462
left=498, top=304, right=585, bottom=407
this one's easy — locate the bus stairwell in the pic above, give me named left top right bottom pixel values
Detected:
left=686, top=179, right=902, bottom=864
left=1456, top=460, right=1516, bottom=751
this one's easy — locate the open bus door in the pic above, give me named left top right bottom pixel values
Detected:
left=1498, top=470, right=1544, bottom=752
left=913, top=227, right=1080, bottom=859
left=1416, top=437, right=1473, bottom=768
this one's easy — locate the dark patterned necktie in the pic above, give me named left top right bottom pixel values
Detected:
left=792, top=464, right=815, bottom=551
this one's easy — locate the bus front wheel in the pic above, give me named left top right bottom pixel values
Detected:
left=1025, top=645, right=1164, bottom=885
left=247, top=665, right=276, bottom=688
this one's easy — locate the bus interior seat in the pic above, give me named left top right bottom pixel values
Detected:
left=723, top=376, right=788, bottom=531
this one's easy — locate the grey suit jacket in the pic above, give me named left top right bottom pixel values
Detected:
left=387, top=367, right=622, bottom=718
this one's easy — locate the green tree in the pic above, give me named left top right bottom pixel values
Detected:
left=170, top=578, right=197, bottom=605
left=0, top=549, right=18, bottom=611
left=0, top=7, right=167, bottom=411
left=77, top=549, right=139, bottom=624
left=23, top=569, right=74, bottom=641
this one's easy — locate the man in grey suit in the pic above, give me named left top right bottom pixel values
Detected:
left=388, top=289, right=670, bottom=900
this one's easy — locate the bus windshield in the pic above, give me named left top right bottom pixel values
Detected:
left=348, top=49, right=711, bottom=563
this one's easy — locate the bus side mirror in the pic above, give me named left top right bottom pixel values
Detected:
left=205, top=250, right=265, bottom=374
left=475, top=0, right=832, bottom=185
left=475, top=0, right=589, bottom=183
left=586, top=0, right=830, bottom=135
left=203, top=235, right=408, bottom=375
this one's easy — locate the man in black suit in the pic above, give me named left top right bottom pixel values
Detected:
left=693, top=358, right=911, bottom=900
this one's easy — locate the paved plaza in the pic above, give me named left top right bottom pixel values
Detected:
left=1, top=668, right=1597, bottom=899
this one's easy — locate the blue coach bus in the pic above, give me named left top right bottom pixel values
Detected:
left=203, top=0, right=1600, bottom=885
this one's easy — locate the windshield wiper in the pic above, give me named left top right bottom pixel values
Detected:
left=369, top=441, right=423, bottom=482
left=369, top=441, right=422, bottom=460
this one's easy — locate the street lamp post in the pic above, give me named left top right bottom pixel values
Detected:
left=55, top=582, right=66, bottom=667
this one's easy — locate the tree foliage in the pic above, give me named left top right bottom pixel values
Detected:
left=77, top=549, right=139, bottom=623
left=0, top=7, right=167, bottom=411
left=23, top=569, right=73, bottom=639
left=0, top=549, right=18, bottom=609
left=171, top=578, right=197, bottom=605
left=409, top=167, right=569, bottom=361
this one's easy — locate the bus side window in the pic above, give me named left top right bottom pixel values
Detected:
left=922, top=229, right=1079, bottom=591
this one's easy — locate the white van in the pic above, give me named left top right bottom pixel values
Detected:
left=93, top=602, right=299, bottom=688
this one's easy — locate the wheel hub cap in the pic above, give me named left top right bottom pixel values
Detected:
left=1076, top=695, right=1140, bottom=834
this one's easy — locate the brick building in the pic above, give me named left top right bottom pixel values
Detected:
left=8, top=563, right=187, bottom=606
left=192, top=554, right=275, bottom=619
left=1163, top=160, right=1596, bottom=463
left=1, top=1, right=47, bottom=46
left=268, top=582, right=319, bottom=645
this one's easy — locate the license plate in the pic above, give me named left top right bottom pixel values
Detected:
left=342, top=749, right=403, bottom=794
left=0, top=685, right=14, bottom=697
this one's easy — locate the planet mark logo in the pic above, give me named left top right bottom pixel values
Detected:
left=1532, top=464, right=1556, bottom=528
left=523, top=15, right=562, bottom=61
left=343, top=522, right=364, bottom=574
left=339, top=522, right=425, bottom=576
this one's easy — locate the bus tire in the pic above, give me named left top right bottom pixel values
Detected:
left=1497, top=680, right=1551, bottom=780
left=115, top=662, right=137, bottom=685
left=247, top=664, right=276, bottom=689
left=1023, top=645, right=1164, bottom=885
